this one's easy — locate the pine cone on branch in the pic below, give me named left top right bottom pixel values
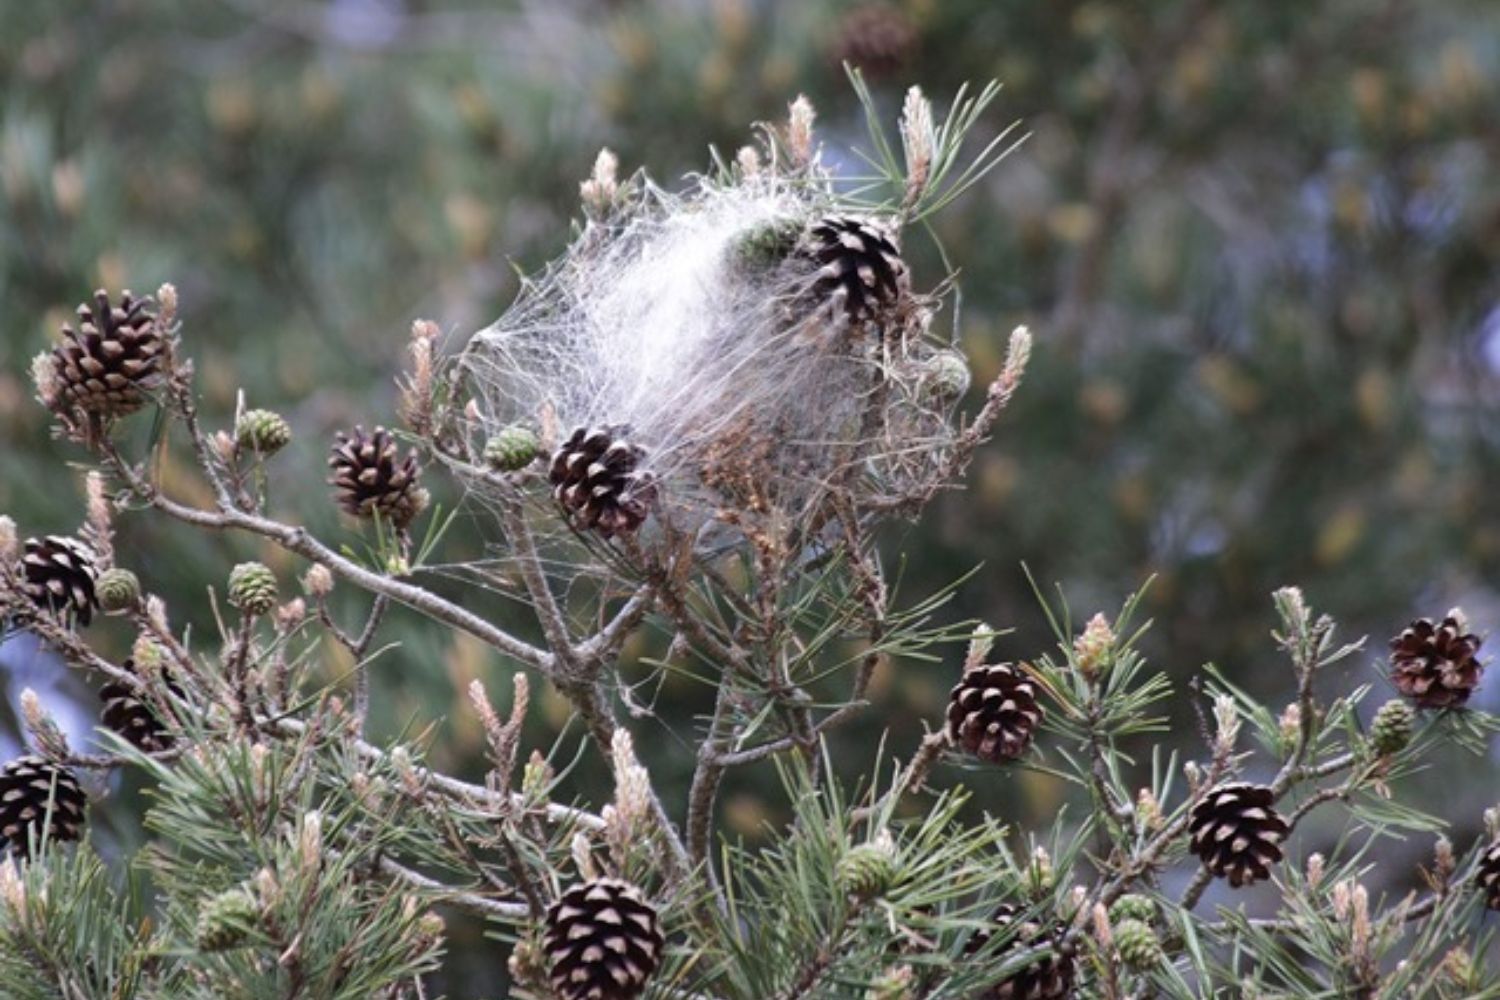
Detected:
left=549, top=426, right=654, bottom=539
left=1476, top=840, right=1500, bottom=911
left=1188, top=782, right=1289, bottom=888
left=49, top=289, right=164, bottom=417
left=0, top=755, right=87, bottom=858
left=19, top=535, right=100, bottom=625
left=946, top=662, right=1044, bottom=763
left=1389, top=614, right=1484, bottom=709
left=796, top=215, right=910, bottom=335
left=542, top=878, right=664, bottom=1000
left=328, top=425, right=430, bottom=530
left=967, top=903, right=1075, bottom=1000
left=100, top=659, right=181, bottom=753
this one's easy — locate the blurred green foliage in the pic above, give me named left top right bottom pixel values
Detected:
left=4, top=0, right=1500, bottom=990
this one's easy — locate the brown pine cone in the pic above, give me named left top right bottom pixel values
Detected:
left=19, top=535, right=100, bottom=626
left=548, top=426, right=654, bottom=539
left=328, top=425, right=430, bottom=529
left=946, top=662, right=1044, bottom=763
left=967, top=902, right=1075, bottom=1000
left=50, top=289, right=164, bottom=416
left=1188, top=782, right=1289, bottom=888
left=1389, top=614, right=1484, bottom=709
left=542, top=878, right=664, bottom=1000
left=0, top=755, right=88, bottom=858
left=100, top=659, right=181, bottom=753
left=1476, top=839, right=1500, bottom=911
left=797, top=214, right=910, bottom=333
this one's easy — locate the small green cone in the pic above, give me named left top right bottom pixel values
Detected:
left=1370, top=699, right=1415, bottom=756
left=196, top=888, right=260, bottom=952
left=1115, top=918, right=1162, bottom=971
left=1108, top=893, right=1157, bottom=926
left=227, top=562, right=278, bottom=617
left=96, top=568, right=141, bottom=614
left=838, top=839, right=899, bottom=899
left=236, top=409, right=292, bottom=456
left=866, top=965, right=914, bottom=1000
left=483, top=425, right=541, bottom=472
left=920, top=350, right=971, bottom=404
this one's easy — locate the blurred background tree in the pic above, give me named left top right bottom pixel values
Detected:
left=2, top=0, right=1498, bottom=992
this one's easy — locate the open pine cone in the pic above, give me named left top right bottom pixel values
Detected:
left=1477, top=840, right=1500, bottom=911
left=0, top=755, right=87, bottom=858
left=549, top=426, right=654, bottom=539
left=19, top=535, right=100, bottom=625
left=1389, top=614, right=1484, bottom=709
left=946, top=662, right=1044, bottom=763
left=967, top=902, right=1075, bottom=1000
left=796, top=214, right=910, bottom=334
left=328, top=425, right=430, bottom=530
left=100, top=659, right=181, bottom=753
left=1188, top=782, right=1289, bottom=888
left=49, top=289, right=164, bottom=416
left=542, top=878, right=664, bottom=1000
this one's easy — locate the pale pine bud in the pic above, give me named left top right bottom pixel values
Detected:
left=571, top=831, right=596, bottom=880
left=1349, top=882, right=1371, bottom=956
left=274, top=598, right=306, bottom=631
left=1273, top=586, right=1309, bottom=633
left=144, top=595, right=171, bottom=635
left=1184, top=760, right=1203, bottom=792
left=521, top=749, right=552, bottom=801
left=866, top=964, right=914, bottom=1000
left=1091, top=902, right=1113, bottom=950
left=785, top=95, right=816, bottom=167
left=1278, top=703, right=1302, bottom=748
left=965, top=623, right=997, bottom=668
left=1305, top=853, right=1325, bottom=890
left=1213, top=694, right=1241, bottom=754
left=391, top=746, right=421, bottom=797
left=0, top=856, right=23, bottom=917
left=1027, top=845, right=1054, bottom=894
left=1486, top=807, right=1500, bottom=840
left=299, top=810, right=322, bottom=874
left=899, top=86, right=933, bottom=208
left=736, top=145, right=761, bottom=178
left=21, top=688, right=70, bottom=760
left=302, top=564, right=334, bottom=599
left=580, top=147, right=619, bottom=213
left=84, top=471, right=112, bottom=549
left=249, top=743, right=271, bottom=800
left=156, top=282, right=178, bottom=326
left=1332, top=879, right=1352, bottom=921
left=1073, top=612, right=1115, bottom=679
left=31, top=351, right=60, bottom=411
left=468, top=680, right=503, bottom=744
left=211, top=430, right=237, bottom=464
left=1136, top=788, right=1163, bottom=831
left=254, top=866, right=281, bottom=907
left=1447, top=606, right=1469, bottom=633
left=1004, top=326, right=1033, bottom=385
left=608, top=729, right=652, bottom=857
left=1068, top=885, right=1090, bottom=927
left=0, top=515, right=17, bottom=562
left=1434, top=836, right=1456, bottom=884
left=399, top=320, right=440, bottom=436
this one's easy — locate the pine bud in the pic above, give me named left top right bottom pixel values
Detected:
left=20, top=688, right=70, bottom=760
left=1306, top=853, right=1326, bottom=890
left=236, top=408, right=292, bottom=456
left=0, top=516, right=16, bottom=562
left=1073, top=612, right=1116, bottom=679
left=839, top=832, right=899, bottom=900
left=919, top=350, right=970, bottom=405
left=96, top=567, right=141, bottom=614
left=522, top=749, right=553, bottom=801
left=1369, top=699, right=1415, bottom=756
left=1214, top=694, right=1242, bottom=754
left=302, top=563, right=334, bottom=598
left=1136, top=787, right=1163, bottom=831
left=866, top=965, right=915, bottom=1000
left=196, top=887, right=260, bottom=952
left=483, top=424, right=541, bottom=472
left=228, top=562, right=278, bottom=617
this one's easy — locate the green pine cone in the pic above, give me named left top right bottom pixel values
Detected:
left=195, top=888, right=260, bottom=952
left=96, top=567, right=141, bottom=614
left=1115, top=917, right=1162, bottom=971
left=227, top=561, right=278, bottom=617
left=1370, top=699, right=1416, bottom=756
left=1109, top=893, right=1157, bottom=926
left=838, top=841, right=899, bottom=899
left=236, top=408, right=292, bottom=455
left=920, top=350, right=971, bottom=404
left=483, top=425, right=541, bottom=472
